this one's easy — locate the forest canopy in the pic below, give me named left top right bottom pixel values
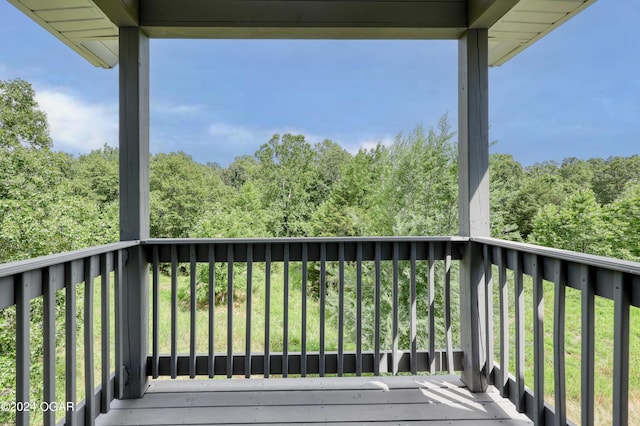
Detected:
left=1, top=77, right=639, bottom=263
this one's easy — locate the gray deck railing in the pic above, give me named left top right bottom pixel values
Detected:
left=475, top=237, right=640, bottom=426
left=142, top=237, right=467, bottom=378
left=0, top=241, right=138, bottom=426
left=1, top=237, right=639, bottom=426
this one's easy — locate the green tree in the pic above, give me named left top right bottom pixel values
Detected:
left=530, top=189, right=612, bottom=256
left=255, top=134, right=317, bottom=236
left=150, top=151, right=228, bottom=238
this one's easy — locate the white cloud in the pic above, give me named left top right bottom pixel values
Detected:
left=152, top=100, right=204, bottom=116
left=35, top=88, right=117, bottom=153
left=343, top=135, right=395, bottom=155
left=207, top=122, right=327, bottom=151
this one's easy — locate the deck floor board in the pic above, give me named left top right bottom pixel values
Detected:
left=96, top=375, right=532, bottom=425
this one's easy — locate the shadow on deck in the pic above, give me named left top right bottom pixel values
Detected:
left=96, top=375, right=532, bottom=425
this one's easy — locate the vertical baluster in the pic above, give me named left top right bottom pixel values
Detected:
left=514, top=251, right=525, bottom=413
left=319, top=243, right=326, bottom=377
left=114, top=251, right=124, bottom=399
left=553, top=259, right=567, bottom=426
left=428, top=244, right=435, bottom=375
left=483, top=245, right=494, bottom=383
left=301, top=243, right=308, bottom=377
left=245, top=244, right=253, bottom=378
left=498, top=248, right=509, bottom=398
left=170, top=245, right=178, bottom=379
left=581, top=265, right=594, bottom=425
left=283, top=243, right=290, bottom=378
left=338, top=243, right=345, bottom=377
left=532, top=255, right=544, bottom=425
left=66, top=262, right=77, bottom=426
left=227, top=244, right=234, bottom=378
left=208, top=245, right=215, bottom=378
left=189, top=244, right=197, bottom=378
left=392, top=242, right=399, bottom=376
left=16, top=273, right=30, bottom=426
left=100, top=254, right=111, bottom=413
left=613, top=271, right=629, bottom=426
left=444, top=242, right=454, bottom=374
left=43, top=267, right=56, bottom=426
left=264, top=244, right=271, bottom=378
left=84, top=259, right=95, bottom=425
left=152, top=246, right=159, bottom=379
left=410, top=242, right=417, bottom=375
left=374, top=242, right=381, bottom=376
left=356, top=242, right=363, bottom=376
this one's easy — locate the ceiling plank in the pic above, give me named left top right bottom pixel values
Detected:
left=469, top=0, right=521, bottom=28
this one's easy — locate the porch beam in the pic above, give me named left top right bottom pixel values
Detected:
left=458, top=28, right=489, bottom=393
left=468, top=0, right=520, bottom=29
left=94, top=0, right=139, bottom=27
left=138, top=0, right=467, bottom=39
left=119, top=26, right=150, bottom=399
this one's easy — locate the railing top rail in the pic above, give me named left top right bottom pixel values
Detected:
left=143, top=236, right=469, bottom=245
left=472, top=236, right=640, bottom=275
left=0, top=241, right=140, bottom=278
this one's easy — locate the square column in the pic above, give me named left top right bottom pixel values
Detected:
left=119, top=26, right=150, bottom=399
left=458, top=28, right=489, bottom=392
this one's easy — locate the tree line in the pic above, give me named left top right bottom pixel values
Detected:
left=2, top=78, right=638, bottom=265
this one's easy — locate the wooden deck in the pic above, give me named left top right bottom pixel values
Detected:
left=96, top=375, right=532, bottom=425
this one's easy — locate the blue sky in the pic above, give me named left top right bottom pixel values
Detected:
left=0, top=0, right=638, bottom=166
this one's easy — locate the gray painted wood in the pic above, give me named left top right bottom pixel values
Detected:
left=119, top=26, right=150, bottom=399
left=458, top=28, right=489, bottom=393
left=338, top=243, right=345, bottom=376
left=374, top=242, right=381, bottom=376
left=392, top=242, right=399, bottom=375
left=612, top=271, right=629, bottom=426
left=96, top=376, right=532, bottom=426
left=245, top=244, right=253, bottom=378
left=114, top=251, right=124, bottom=400
left=100, top=254, right=111, bottom=414
left=483, top=244, right=494, bottom=383
left=532, top=255, right=544, bottom=425
left=468, top=0, right=521, bottom=28
left=552, top=259, right=567, bottom=426
left=189, top=244, right=197, bottom=378
left=66, top=262, right=77, bottom=426
left=16, top=273, right=30, bottom=426
left=320, top=243, right=326, bottom=376
left=151, top=247, right=159, bottom=379
left=301, top=243, right=307, bottom=377
left=498, top=247, right=509, bottom=398
left=283, top=243, right=289, bottom=377
left=428, top=243, right=436, bottom=375
left=170, top=244, right=178, bottom=379
left=43, top=267, right=56, bottom=426
left=410, top=242, right=417, bottom=375
left=208, top=244, right=216, bottom=378
left=264, top=244, right=271, bottom=378
left=140, top=0, right=467, bottom=40
left=444, top=242, right=454, bottom=375
left=514, top=252, right=525, bottom=413
left=580, top=265, right=594, bottom=426
left=84, top=258, right=96, bottom=425
left=356, top=242, right=363, bottom=376
left=227, top=244, right=234, bottom=378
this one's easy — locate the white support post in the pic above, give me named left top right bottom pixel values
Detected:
left=119, top=26, right=150, bottom=399
left=458, top=28, right=489, bottom=392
